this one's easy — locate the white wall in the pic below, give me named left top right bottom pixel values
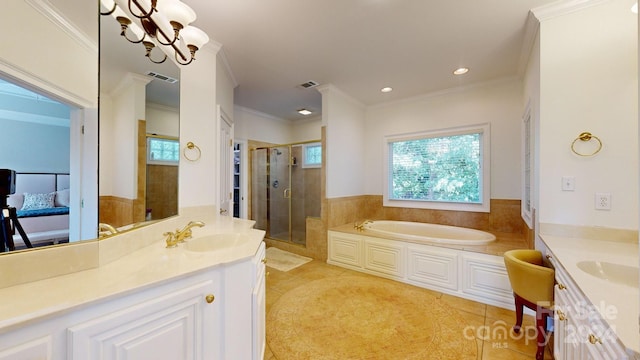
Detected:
left=0, top=0, right=97, bottom=108
left=234, top=106, right=293, bottom=144
left=179, top=46, right=221, bottom=208
left=0, top=119, right=70, bottom=172
left=216, top=52, right=236, bottom=120
left=538, top=1, right=638, bottom=230
left=291, top=116, right=322, bottom=142
left=319, top=85, right=367, bottom=198
left=108, top=73, right=149, bottom=200
left=364, top=79, right=524, bottom=199
left=146, top=103, right=179, bottom=137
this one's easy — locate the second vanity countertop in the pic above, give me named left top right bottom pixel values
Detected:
left=0, top=214, right=265, bottom=333
left=539, top=233, right=639, bottom=354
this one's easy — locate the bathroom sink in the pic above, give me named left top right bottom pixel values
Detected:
left=576, top=261, right=639, bottom=288
left=184, top=233, right=252, bottom=252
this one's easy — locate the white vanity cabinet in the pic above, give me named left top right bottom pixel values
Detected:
left=0, top=271, right=222, bottom=360
left=0, top=241, right=267, bottom=360
left=252, top=242, right=267, bottom=360
left=219, top=241, right=266, bottom=360
left=547, top=252, right=630, bottom=360
left=68, top=278, right=221, bottom=359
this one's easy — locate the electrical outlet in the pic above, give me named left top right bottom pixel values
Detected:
left=595, top=193, right=611, bottom=210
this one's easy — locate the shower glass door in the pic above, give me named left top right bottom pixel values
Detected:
left=268, top=146, right=291, bottom=242
left=251, top=144, right=320, bottom=246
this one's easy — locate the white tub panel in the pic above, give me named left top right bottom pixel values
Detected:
left=407, top=246, right=458, bottom=291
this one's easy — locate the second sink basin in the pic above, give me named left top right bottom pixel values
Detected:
left=576, top=260, right=639, bottom=288
left=184, top=233, right=252, bottom=252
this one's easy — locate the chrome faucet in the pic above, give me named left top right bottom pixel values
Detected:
left=354, top=219, right=373, bottom=231
left=175, top=221, right=205, bottom=243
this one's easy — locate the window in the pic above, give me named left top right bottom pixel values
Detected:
left=147, top=136, right=179, bottom=165
left=383, top=123, right=490, bottom=212
left=302, top=142, right=322, bottom=168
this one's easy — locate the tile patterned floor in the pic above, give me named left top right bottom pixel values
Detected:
left=265, top=259, right=554, bottom=360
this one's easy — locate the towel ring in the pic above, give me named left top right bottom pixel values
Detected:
left=571, top=132, right=602, bottom=157
left=183, top=141, right=201, bottom=162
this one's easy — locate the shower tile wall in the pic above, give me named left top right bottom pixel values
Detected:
left=290, top=146, right=321, bottom=244
left=251, top=148, right=268, bottom=231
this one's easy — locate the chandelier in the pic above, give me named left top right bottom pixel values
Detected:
left=100, top=0, right=209, bottom=65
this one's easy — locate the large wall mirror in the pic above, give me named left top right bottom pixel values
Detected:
left=99, top=1, right=181, bottom=232
left=0, top=0, right=179, bottom=254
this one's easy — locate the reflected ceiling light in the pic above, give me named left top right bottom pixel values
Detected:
left=453, top=67, right=469, bottom=75
left=100, top=0, right=209, bottom=65
left=632, top=2, right=638, bottom=13
left=298, top=109, right=313, bottom=115
left=381, top=87, right=393, bottom=93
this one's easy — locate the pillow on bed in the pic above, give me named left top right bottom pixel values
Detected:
left=21, top=192, right=55, bottom=210
left=54, top=189, right=70, bottom=207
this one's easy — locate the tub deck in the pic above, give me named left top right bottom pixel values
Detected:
left=330, top=222, right=530, bottom=257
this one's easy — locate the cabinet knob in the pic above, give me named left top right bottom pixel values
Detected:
left=588, top=334, right=602, bottom=345
left=557, top=283, right=566, bottom=290
left=546, top=254, right=552, bottom=260
left=266, top=272, right=270, bottom=277
left=205, top=294, right=215, bottom=304
left=557, top=310, right=566, bottom=321
left=261, top=258, right=267, bottom=264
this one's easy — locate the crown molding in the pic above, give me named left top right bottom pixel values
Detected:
left=315, top=84, right=366, bottom=110
left=516, top=11, right=541, bottom=76
left=0, top=108, right=69, bottom=127
left=218, top=47, right=238, bottom=88
left=516, top=0, right=610, bottom=77
left=26, top=0, right=97, bottom=54
left=235, top=105, right=291, bottom=125
left=531, top=0, right=611, bottom=22
left=111, top=72, right=152, bottom=97
left=146, top=101, right=178, bottom=113
left=369, top=76, right=521, bottom=110
left=0, top=56, right=95, bottom=109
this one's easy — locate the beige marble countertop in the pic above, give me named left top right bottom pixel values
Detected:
left=330, top=222, right=528, bottom=256
left=540, top=233, right=639, bottom=354
left=0, top=214, right=265, bottom=334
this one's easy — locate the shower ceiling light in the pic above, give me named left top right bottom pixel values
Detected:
left=298, top=109, right=312, bottom=115
left=453, top=67, right=469, bottom=75
left=381, top=87, right=393, bottom=93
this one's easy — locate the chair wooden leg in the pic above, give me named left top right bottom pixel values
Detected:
left=513, top=293, right=551, bottom=360
left=513, top=293, right=524, bottom=334
left=535, top=309, right=547, bottom=360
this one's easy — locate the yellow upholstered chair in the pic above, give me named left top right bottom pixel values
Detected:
left=503, top=249, right=555, bottom=360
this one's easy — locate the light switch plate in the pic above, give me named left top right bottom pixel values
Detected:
left=561, top=176, right=575, bottom=191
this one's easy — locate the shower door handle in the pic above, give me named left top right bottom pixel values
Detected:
left=284, top=188, right=291, bottom=199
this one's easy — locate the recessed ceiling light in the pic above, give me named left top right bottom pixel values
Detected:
left=298, top=109, right=312, bottom=115
left=381, top=87, right=393, bottom=93
left=453, top=67, right=469, bottom=75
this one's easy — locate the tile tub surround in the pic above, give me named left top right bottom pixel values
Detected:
left=539, top=229, right=640, bottom=355
left=271, top=196, right=527, bottom=263
left=265, top=259, right=553, bottom=360
left=327, top=196, right=525, bottom=234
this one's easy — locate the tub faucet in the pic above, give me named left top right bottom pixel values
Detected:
left=354, top=219, right=373, bottom=231
left=98, top=223, right=118, bottom=238
left=175, top=221, right=205, bottom=243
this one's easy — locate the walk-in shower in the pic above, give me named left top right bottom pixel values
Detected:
left=251, top=142, right=321, bottom=245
